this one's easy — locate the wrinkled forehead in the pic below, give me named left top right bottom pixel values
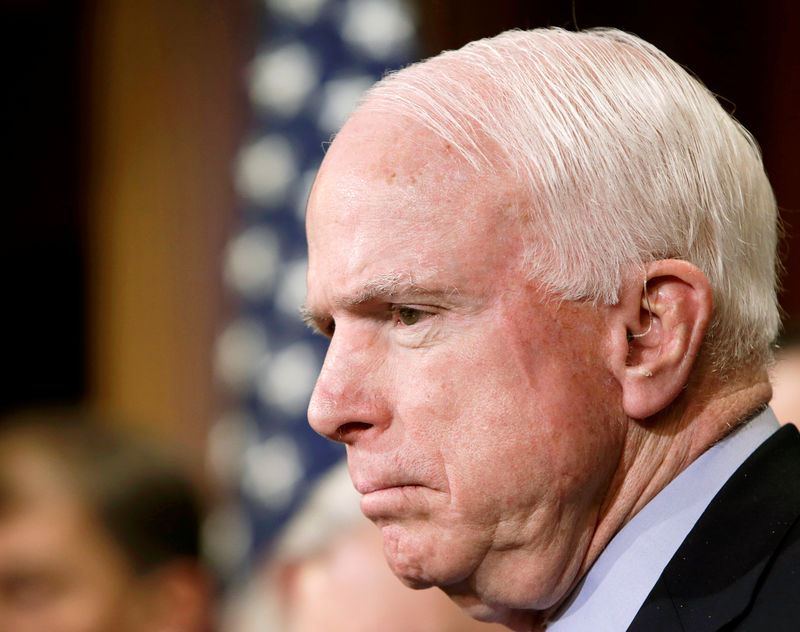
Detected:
left=305, top=109, right=529, bottom=305
left=307, top=108, right=518, bottom=236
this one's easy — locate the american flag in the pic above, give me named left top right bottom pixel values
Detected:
left=205, top=0, right=418, bottom=580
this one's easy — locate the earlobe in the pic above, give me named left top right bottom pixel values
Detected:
left=612, top=260, right=713, bottom=420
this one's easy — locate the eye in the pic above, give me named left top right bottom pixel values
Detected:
left=397, top=307, right=423, bottom=326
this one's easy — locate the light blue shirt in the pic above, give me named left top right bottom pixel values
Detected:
left=547, top=407, right=780, bottom=631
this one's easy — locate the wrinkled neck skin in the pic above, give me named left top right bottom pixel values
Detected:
left=497, top=367, right=772, bottom=632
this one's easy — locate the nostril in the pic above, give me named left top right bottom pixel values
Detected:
left=336, top=421, right=372, bottom=442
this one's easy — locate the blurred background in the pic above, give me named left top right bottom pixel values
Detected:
left=2, top=0, right=799, bottom=623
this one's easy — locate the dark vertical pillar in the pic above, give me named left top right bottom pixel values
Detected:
left=0, top=1, right=87, bottom=414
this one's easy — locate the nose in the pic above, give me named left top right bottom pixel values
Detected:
left=307, top=326, right=389, bottom=444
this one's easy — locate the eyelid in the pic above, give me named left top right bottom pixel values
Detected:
left=390, top=303, right=438, bottom=325
left=305, top=301, right=443, bottom=336
left=390, top=302, right=436, bottom=313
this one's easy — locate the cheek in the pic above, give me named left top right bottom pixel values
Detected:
left=422, top=321, right=621, bottom=505
left=388, top=343, right=538, bottom=520
left=490, top=318, right=625, bottom=509
left=386, top=300, right=625, bottom=515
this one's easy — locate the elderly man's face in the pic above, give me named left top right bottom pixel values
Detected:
left=305, top=111, right=627, bottom=623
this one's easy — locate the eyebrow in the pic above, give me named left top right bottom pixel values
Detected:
left=300, top=273, right=459, bottom=331
left=347, top=274, right=442, bottom=305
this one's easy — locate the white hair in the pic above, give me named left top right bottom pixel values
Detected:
left=360, top=28, right=780, bottom=372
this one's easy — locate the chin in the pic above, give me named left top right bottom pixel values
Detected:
left=384, top=546, right=436, bottom=590
left=380, top=523, right=472, bottom=591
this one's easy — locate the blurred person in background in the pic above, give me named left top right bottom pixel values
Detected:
left=771, top=336, right=800, bottom=426
left=0, top=410, right=212, bottom=632
left=223, top=461, right=506, bottom=632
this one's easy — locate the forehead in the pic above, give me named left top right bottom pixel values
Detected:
left=309, top=114, right=481, bottom=233
left=306, top=111, right=523, bottom=298
left=0, top=453, right=90, bottom=557
left=319, top=106, right=466, bottom=182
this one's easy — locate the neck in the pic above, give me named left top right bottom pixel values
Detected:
left=465, top=368, right=772, bottom=632
left=541, top=366, right=772, bottom=626
left=624, top=368, right=771, bottom=515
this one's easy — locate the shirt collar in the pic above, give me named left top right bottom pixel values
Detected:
left=547, top=407, right=780, bottom=631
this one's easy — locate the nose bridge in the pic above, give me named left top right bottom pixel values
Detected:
left=307, top=325, right=384, bottom=441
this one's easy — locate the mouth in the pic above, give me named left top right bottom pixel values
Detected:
left=355, top=480, right=423, bottom=495
left=351, top=467, right=423, bottom=495
left=358, top=482, right=428, bottom=518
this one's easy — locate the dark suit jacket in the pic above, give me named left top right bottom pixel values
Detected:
left=628, top=423, right=800, bottom=631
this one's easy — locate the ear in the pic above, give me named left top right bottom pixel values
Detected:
left=608, top=260, right=713, bottom=420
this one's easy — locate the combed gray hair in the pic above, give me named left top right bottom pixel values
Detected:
left=360, top=28, right=779, bottom=372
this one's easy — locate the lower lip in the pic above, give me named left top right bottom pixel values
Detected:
left=360, top=485, right=424, bottom=517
